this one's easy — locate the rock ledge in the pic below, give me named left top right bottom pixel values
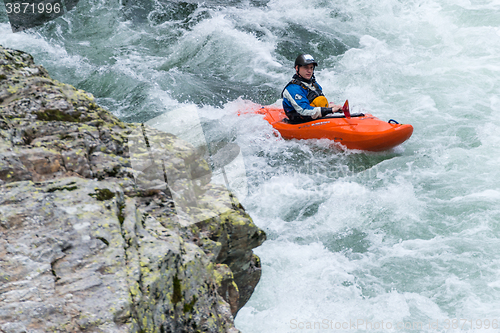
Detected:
left=0, top=45, right=265, bottom=333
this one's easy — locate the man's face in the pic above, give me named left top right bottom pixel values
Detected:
left=296, top=64, right=315, bottom=80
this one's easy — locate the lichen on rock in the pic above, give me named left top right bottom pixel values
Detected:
left=0, top=45, right=265, bottom=333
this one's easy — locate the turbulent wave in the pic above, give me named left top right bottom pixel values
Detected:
left=2, top=0, right=500, bottom=332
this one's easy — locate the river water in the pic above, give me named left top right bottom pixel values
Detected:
left=2, top=0, right=500, bottom=332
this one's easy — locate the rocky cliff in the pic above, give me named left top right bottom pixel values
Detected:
left=0, top=45, right=265, bottom=333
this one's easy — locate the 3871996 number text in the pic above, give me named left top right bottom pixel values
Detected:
left=441, top=319, right=499, bottom=330
left=5, top=2, right=61, bottom=14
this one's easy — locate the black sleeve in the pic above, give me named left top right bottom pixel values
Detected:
left=321, top=107, right=333, bottom=117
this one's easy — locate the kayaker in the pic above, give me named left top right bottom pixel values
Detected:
left=282, top=54, right=343, bottom=123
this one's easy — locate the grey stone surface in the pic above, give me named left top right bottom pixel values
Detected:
left=0, top=44, right=265, bottom=333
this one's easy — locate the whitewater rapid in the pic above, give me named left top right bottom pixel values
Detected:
left=2, top=0, right=500, bottom=332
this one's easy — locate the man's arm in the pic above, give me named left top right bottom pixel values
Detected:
left=282, top=85, right=322, bottom=119
left=283, top=85, right=343, bottom=119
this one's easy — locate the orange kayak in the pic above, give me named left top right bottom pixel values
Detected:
left=239, top=104, right=413, bottom=152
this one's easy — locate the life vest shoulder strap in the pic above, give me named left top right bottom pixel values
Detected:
left=281, top=79, right=323, bottom=97
left=281, top=79, right=300, bottom=98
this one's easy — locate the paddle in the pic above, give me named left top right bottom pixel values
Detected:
left=342, top=100, right=351, bottom=119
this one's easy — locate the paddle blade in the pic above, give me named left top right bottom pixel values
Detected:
left=342, top=100, right=351, bottom=119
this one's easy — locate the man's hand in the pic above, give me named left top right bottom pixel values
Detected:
left=329, top=102, right=342, bottom=113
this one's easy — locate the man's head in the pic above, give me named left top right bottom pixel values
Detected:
left=294, top=54, right=318, bottom=80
